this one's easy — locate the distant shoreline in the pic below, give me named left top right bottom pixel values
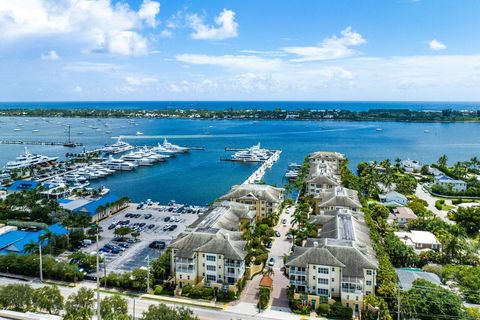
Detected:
left=0, top=108, right=479, bottom=123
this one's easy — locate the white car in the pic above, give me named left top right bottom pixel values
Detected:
left=268, top=257, right=275, bottom=267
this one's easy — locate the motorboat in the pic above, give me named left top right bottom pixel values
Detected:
left=101, top=137, right=134, bottom=154
left=151, top=143, right=178, bottom=155
left=103, top=156, right=137, bottom=171
left=4, top=147, right=58, bottom=171
left=162, top=138, right=189, bottom=153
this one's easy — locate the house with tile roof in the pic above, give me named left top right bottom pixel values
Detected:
left=286, top=210, right=377, bottom=315
left=218, top=184, right=284, bottom=221
left=169, top=201, right=253, bottom=293
left=312, top=186, right=362, bottom=214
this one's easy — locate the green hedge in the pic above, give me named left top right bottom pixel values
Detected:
left=258, top=288, right=270, bottom=310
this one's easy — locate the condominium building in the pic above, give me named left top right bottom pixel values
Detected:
left=286, top=212, right=377, bottom=317
left=308, top=151, right=346, bottom=174
left=170, top=201, right=252, bottom=293
left=219, top=184, right=284, bottom=221
left=312, top=186, right=362, bottom=214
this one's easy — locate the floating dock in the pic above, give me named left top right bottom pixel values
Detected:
left=243, top=150, right=281, bottom=184
left=0, top=140, right=84, bottom=146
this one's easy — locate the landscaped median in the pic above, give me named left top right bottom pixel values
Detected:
left=141, top=293, right=225, bottom=310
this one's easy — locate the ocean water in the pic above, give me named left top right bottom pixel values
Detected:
left=0, top=101, right=479, bottom=111
left=0, top=115, right=479, bottom=205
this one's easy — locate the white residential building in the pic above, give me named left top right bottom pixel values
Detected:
left=394, top=230, right=442, bottom=253
left=379, top=191, right=408, bottom=206
left=433, top=175, right=467, bottom=192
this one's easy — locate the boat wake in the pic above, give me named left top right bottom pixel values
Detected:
left=114, top=125, right=375, bottom=140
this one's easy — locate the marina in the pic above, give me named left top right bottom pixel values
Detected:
left=243, top=149, right=281, bottom=184
left=1, top=116, right=480, bottom=205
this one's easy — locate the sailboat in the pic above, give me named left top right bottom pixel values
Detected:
left=63, top=124, right=77, bottom=147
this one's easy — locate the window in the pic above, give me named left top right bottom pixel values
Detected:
left=366, top=291, right=371, bottom=295
left=366, top=280, right=372, bottom=286
left=206, top=265, right=216, bottom=271
left=331, top=288, right=334, bottom=292
left=318, top=267, right=329, bottom=274
left=366, top=270, right=372, bottom=275
left=187, top=275, right=190, bottom=280
left=356, top=296, right=359, bottom=301
left=318, top=278, right=328, bottom=285
left=206, top=274, right=216, bottom=281
left=318, top=288, right=329, bottom=296
left=313, top=276, right=316, bottom=280
left=206, top=255, right=216, bottom=262
left=331, top=267, right=335, bottom=271
left=331, top=278, right=335, bottom=282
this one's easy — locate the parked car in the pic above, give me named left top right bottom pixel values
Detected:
left=108, top=224, right=116, bottom=230
left=268, top=257, right=275, bottom=267
left=164, top=217, right=170, bottom=222
left=282, top=218, right=287, bottom=224
left=136, top=203, right=144, bottom=210
left=148, top=224, right=155, bottom=229
left=275, top=231, right=281, bottom=237
left=144, top=213, right=152, bottom=219
left=266, top=242, right=272, bottom=249
left=149, top=241, right=166, bottom=249
left=163, top=224, right=171, bottom=231
left=168, top=224, right=178, bottom=231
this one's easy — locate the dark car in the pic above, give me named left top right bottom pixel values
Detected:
left=266, top=242, right=272, bottom=249
left=144, top=214, right=152, bottom=219
left=125, top=213, right=132, bottom=218
left=164, top=217, right=170, bottom=222
left=148, top=224, right=155, bottom=229
left=139, top=222, right=146, bottom=227
left=136, top=203, right=144, bottom=209
left=108, top=224, right=116, bottom=230
left=149, top=241, right=166, bottom=249
left=168, top=224, right=178, bottom=231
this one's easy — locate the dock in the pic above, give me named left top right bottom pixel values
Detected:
left=0, top=140, right=84, bottom=146
left=243, top=150, right=281, bottom=184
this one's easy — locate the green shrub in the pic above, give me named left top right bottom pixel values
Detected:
left=258, top=288, right=270, bottom=310
left=451, top=199, right=463, bottom=205
left=435, top=199, right=445, bottom=210
left=289, top=299, right=311, bottom=315
left=216, top=290, right=236, bottom=302
left=328, top=301, right=353, bottom=319
left=317, top=303, right=330, bottom=316
left=153, top=285, right=163, bottom=295
left=182, top=286, right=213, bottom=300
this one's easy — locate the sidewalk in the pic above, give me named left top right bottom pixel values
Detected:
left=142, top=294, right=224, bottom=310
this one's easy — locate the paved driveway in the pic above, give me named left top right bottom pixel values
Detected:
left=415, top=184, right=455, bottom=224
left=268, top=206, right=294, bottom=310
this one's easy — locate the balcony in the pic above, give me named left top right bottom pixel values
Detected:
left=289, top=269, right=307, bottom=276
left=176, top=266, right=195, bottom=273
left=224, top=261, right=243, bottom=268
left=290, top=279, right=307, bottom=286
left=225, top=269, right=244, bottom=278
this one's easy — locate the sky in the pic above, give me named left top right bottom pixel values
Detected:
left=0, top=0, right=479, bottom=101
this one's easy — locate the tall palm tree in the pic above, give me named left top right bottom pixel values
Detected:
left=41, top=229, right=54, bottom=255
left=437, top=155, right=448, bottom=168
left=23, top=241, right=39, bottom=255
left=263, top=267, right=275, bottom=277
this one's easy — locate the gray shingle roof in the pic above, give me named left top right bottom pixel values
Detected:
left=219, top=184, right=284, bottom=203
left=315, top=187, right=362, bottom=209
left=286, top=245, right=346, bottom=268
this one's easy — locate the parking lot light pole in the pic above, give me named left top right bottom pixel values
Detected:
left=96, top=224, right=101, bottom=320
left=38, top=242, right=43, bottom=282
left=146, top=255, right=150, bottom=293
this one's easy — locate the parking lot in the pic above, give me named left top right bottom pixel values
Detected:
left=82, top=202, right=205, bottom=274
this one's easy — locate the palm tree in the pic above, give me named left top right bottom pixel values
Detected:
left=41, top=229, right=54, bottom=254
left=23, top=241, right=39, bottom=254
left=263, top=266, right=275, bottom=277
left=437, top=154, right=448, bottom=168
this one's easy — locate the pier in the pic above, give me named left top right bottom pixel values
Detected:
left=243, top=150, right=281, bottom=184
left=0, top=140, right=84, bottom=147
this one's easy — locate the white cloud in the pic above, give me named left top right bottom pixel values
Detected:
left=138, top=0, right=160, bottom=28
left=125, top=76, right=158, bottom=86
left=428, top=39, right=447, bottom=51
left=175, top=54, right=283, bottom=72
left=64, top=62, right=121, bottom=73
left=283, top=27, right=366, bottom=62
left=160, top=29, right=173, bottom=38
left=74, top=85, right=82, bottom=93
left=0, top=0, right=160, bottom=56
left=41, top=50, right=60, bottom=61
left=187, top=9, right=238, bottom=40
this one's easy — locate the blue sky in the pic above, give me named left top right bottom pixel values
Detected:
left=0, top=0, right=479, bottom=101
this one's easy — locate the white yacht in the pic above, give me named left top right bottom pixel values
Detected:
left=121, top=151, right=153, bottom=166
left=151, top=143, right=178, bottom=155
left=101, top=137, right=134, bottom=154
left=162, top=138, right=189, bottom=153
left=4, top=147, right=58, bottom=171
left=230, top=143, right=272, bottom=162
left=103, top=156, right=137, bottom=171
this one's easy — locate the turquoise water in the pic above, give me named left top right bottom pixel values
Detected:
left=0, top=100, right=479, bottom=111
left=1, top=116, right=479, bottom=205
